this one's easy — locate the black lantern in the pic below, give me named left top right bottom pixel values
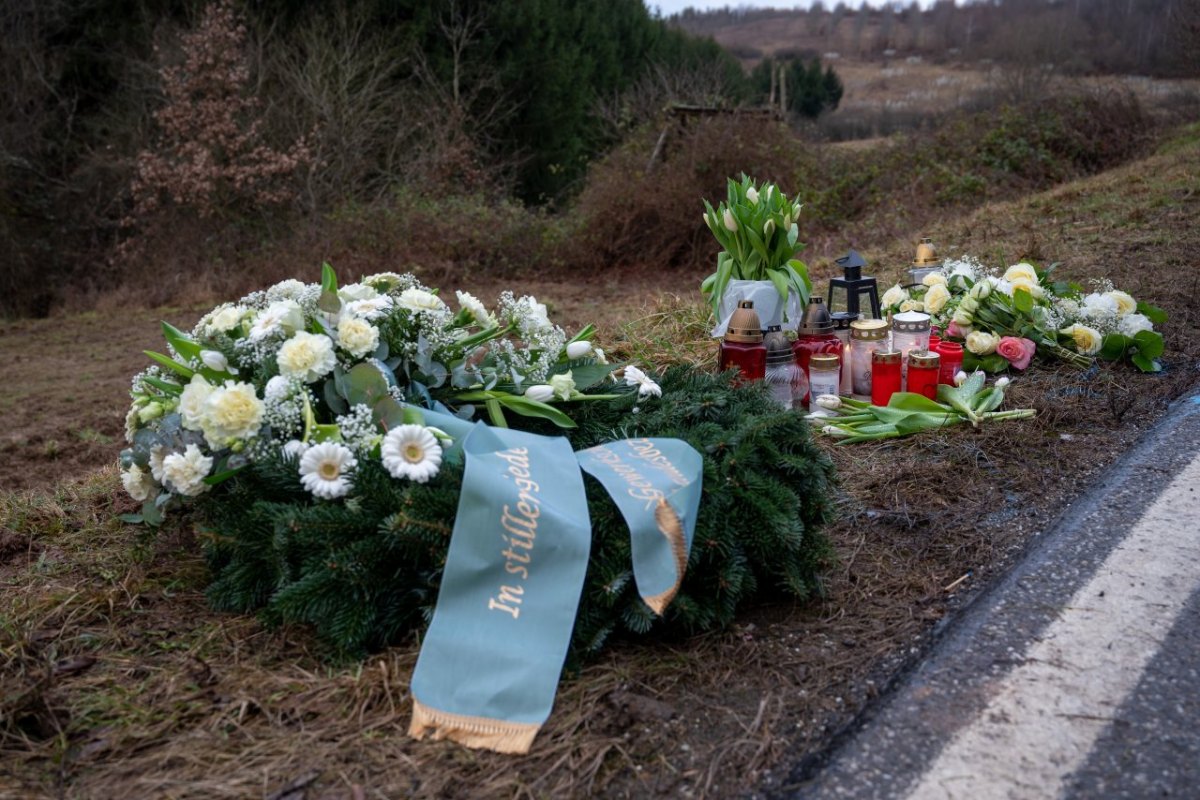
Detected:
left=828, top=249, right=881, bottom=320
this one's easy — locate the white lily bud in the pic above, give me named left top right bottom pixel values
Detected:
left=815, top=394, right=842, bottom=410
left=524, top=384, right=555, bottom=403
left=995, top=376, right=1011, bottom=389
left=723, top=209, right=738, bottom=232
left=200, top=349, right=234, bottom=373
left=566, top=341, right=593, bottom=359
left=746, top=186, right=759, bottom=204
left=954, top=370, right=968, bottom=387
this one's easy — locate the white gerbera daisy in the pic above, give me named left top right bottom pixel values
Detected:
left=298, top=442, right=356, bottom=499
left=344, top=295, right=394, bottom=321
left=381, top=425, right=443, bottom=484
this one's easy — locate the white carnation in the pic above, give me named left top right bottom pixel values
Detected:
left=1083, top=292, right=1119, bottom=315
left=397, top=288, right=447, bottom=313
left=121, top=463, right=156, bottom=502
left=249, top=300, right=304, bottom=342
left=179, top=375, right=215, bottom=432
left=1118, top=313, right=1154, bottom=336
left=337, top=317, right=380, bottom=358
left=455, top=290, right=496, bottom=327
left=264, top=375, right=292, bottom=401
left=267, top=279, right=307, bottom=301
left=161, top=444, right=213, bottom=497
left=205, top=304, right=246, bottom=336
left=338, top=283, right=378, bottom=302
left=277, top=332, right=337, bottom=383
left=201, top=381, right=264, bottom=448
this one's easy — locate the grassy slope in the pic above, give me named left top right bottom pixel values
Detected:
left=1, top=127, right=1198, bottom=799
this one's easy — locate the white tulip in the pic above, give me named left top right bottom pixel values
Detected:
left=566, top=341, right=593, bottom=359
left=524, top=385, right=555, bottom=403
left=995, top=377, right=1011, bottom=389
left=746, top=186, right=759, bottom=205
left=815, top=394, right=842, bottom=410
left=763, top=219, right=776, bottom=238
left=954, top=370, right=968, bottom=387
left=723, top=209, right=738, bottom=232
left=200, top=350, right=234, bottom=373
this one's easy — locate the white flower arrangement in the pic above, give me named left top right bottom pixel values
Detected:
left=119, top=265, right=630, bottom=523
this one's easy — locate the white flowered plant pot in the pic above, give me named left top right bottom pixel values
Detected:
left=711, top=280, right=803, bottom=338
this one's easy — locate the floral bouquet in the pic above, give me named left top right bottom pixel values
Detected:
left=878, top=258, right=1166, bottom=374
left=700, top=175, right=812, bottom=332
left=119, top=265, right=633, bottom=524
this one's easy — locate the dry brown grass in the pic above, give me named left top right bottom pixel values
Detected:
left=1, top=125, right=1199, bottom=799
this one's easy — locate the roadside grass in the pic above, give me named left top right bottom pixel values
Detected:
left=1, top=129, right=1198, bottom=799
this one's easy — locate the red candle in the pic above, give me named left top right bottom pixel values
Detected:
left=907, top=351, right=941, bottom=400
left=927, top=334, right=942, bottom=352
left=871, top=350, right=902, bottom=406
left=720, top=300, right=767, bottom=383
left=935, top=341, right=964, bottom=385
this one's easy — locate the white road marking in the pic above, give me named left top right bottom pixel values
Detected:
left=902, top=453, right=1200, bottom=800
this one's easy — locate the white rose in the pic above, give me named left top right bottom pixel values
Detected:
left=1009, top=276, right=1044, bottom=299
left=1118, top=313, right=1153, bottom=336
left=523, top=385, right=555, bottom=403
left=924, top=284, right=951, bottom=314
left=881, top=284, right=908, bottom=309
left=397, top=288, right=446, bottom=313
left=899, top=299, right=924, bottom=313
left=1061, top=323, right=1103, bottom=355
left=179, top=375, right=215, bottom=432
left=966, top=331, right=999, bottom=356
left=566, top=341, right=593, bottom=359
left=337, top=317, right=380, bottom=358
left=922, top=272, right=947, bottom=287
left=161, top=443, right=213, bottom=497
left=1105, top=290, right=1136, bottom=316
left=959, top=296, right=980, bottom=314
left=201, top=381, right=264, bottom=447
left=121, top=463, right=156, bottom=502
left=969, top=280, right=992, bottom=300
left=549, top=372, right=576, bottom=401
left=277, top=332, right=337, bottom=383
left=338, top=283, right=378, bottom=302
left=1003, top=263, right=1039, bottom=284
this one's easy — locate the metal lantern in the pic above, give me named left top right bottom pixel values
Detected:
left=909, top=237, right=943, bottom=286
left=828, top=249, right=881, bottom=320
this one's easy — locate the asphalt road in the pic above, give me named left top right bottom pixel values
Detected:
left=776, top=391, right=1200, bottom=800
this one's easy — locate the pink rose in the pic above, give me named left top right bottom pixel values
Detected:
left=997, top=336, right=1036, bottom=370
left=946, top=320, right=968, bottom=339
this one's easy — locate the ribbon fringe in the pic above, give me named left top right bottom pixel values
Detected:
left=409, top=699, right=541, bottom=754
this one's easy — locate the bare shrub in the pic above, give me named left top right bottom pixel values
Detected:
left=126, top=0, right=312, bottom=226
left=569, top=116, right=811, bottom=274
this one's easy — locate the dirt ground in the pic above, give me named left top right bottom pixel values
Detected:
left=1, top=130, right=1199, bottom=799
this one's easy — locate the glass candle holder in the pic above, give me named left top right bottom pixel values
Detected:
left=807, top=354, right=841, bottom=404
left=871, top=350, right=902, bottom=406
left=850, top=318, right=890, bottom=396
left=907, top=350, right=941, bottom=400
left=765, top=327, right=805, bottom=409
left=719, top=300, right=767, bottom=383
left=792, top=299, right=841, bottom=406
left=935, top=341, right=964, bottom=385
left=831, top=312, right=858, bottom=395
left=892, top=311, right=931, bottom=376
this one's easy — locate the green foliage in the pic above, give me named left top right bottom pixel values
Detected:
left=749, top=57, right=844, bottom=119
left=199, top=368, right=837, bottom=660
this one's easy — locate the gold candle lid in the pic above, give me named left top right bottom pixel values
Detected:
left=725, top=300, right=763, bottom=343
left=810, top=354, right=841, bottom=370
left=872, top=349, right=901, bottom=365
left=909, top=350, right=941, bottom=368
left=850, top=319, right=890, bottom=340
left=913, top=237, right=940, bottom=267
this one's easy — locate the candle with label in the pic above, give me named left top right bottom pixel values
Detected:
left=871, top=350, right=902, bottom=406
